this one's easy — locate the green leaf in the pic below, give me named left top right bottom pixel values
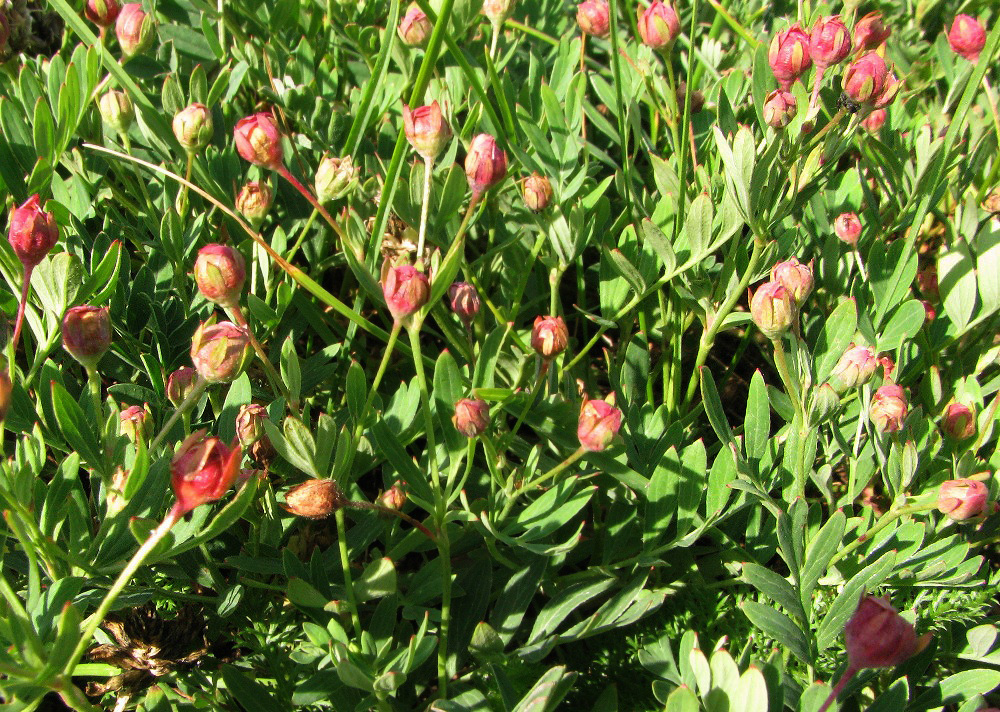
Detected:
left=800, top=509, right=846, bottom=603
left=814, top=298, right=857, bottom=383
left=740, top=601, right=810, bottom=664
left=355, top=557, right=397, bottom=601
left=733, top=665, right=769, bottom=712
left=877, top=299, right=926, bottom=352
left=744, top=370, right=770, bottom=460
left=346, top=360, right=367, bottom=428
left=221, top=664, right=280, bottom=711
left=742, top=562, right=806, bottom=626
left=677, top=440, right=705, bottom=538
left=280, top=335, right=302, bottom=405
left=644, top=447, right=678, bottom=547
left=603, top=246, right=646, bottom=295
left=817, top=550, right=896, bottom=651
left=641, top=219, right=676, bottom=274
left=700, top=368, right=736, bottom=450
left=665, top=685, right=700, bottom=712
left=50, top=381, right=103, bottom=473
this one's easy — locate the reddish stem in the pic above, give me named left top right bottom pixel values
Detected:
left=275, top=166, right=343, bottom=239
left=817, top=666, right=857, bottom=712
left=11, top=265, right=34, bottom=355
left=344, top=499, right=436, bottom=541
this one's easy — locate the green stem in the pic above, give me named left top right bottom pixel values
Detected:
left=500, top=360, right=550, bottom=453
left=500, top=447, right=587, bottom=520
left=334, top=508, right=363, bottom=637
left=149, top=377, right=208, bottom=454
left=828, top=502, right=935, bottom=567
left=408, top=326, right=442, bottom=495
left=771, top=338, right=803, bottom=418
left=416, top=155, right=434, bottom=267
left=282, top=208, right=319, bottom=268
left=356, top=322, right=402, bottom=434
left=436, top=526, right=452, bottom=698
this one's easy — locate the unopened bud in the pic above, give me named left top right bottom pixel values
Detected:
left=870, top=383, right=907, bottom=433
left=235, top=181, right=273, bottom=223
left=985, top=188, right=1000, bottom=215
left=917, top=265, right=939, bottom=300
left=86, top=0, right=121, bottom=27
left=98, top=90, right=134, bottom=134
left=8, top=194, right=59, bottom=269
left=852, top=12, right=890, bottom=54
left=834, top=212, right=862, bottom=246
left=842, top=52, right=889, bottom=107
left=828, top=344, right=878, bottom=392
left=482, top=0, right=516, bottom=25
left=453, top=398, right=490, bottom=437
left=190, top=321, right=252, bottom=383
left=282, top=479, right=344, bottom=519
left=398, top=2, right=432, bottom=47
left=861, top=108, right=887, bottom=133
left=383, top=265, right=430, bottom=322
left=872, top=72, right=902, bottom=110
left=844, top=595, right=930, bottom=670
left=167, top=366, right=198, bottom=407
left=531, top=315, right=569, bottom=359
left=194, top=244, right=245, bottom=308
left=380, top=482, right=407, bottom=510
left=810, top=383, right=842, bottom=422
left=448, top=282, right=480, bottom=326
left=173, top=103, right=213, bottom=153
left=119, top=404, right=152, bottom=442
left=465, top=133, right=507, bottom=195
left=236, top=403, right=276, bottom=466
left=403, top=101, right=452, bottom=160
left=763, top=90, right=797, bottom=128
left=810, top=15, right=851, bottom=69
left=941, top=403, right=975, bottom=441
left=233, top=112, right=283, bottom=170
left=577, top=0, right=610, bottom=38
left=171, top=430, right=242, bottom=514
left=315, top=155, right=360, bottom=203
left=768, top=24, right=812, bottom=90
left=63, top=305, right=112, bottom=369
left=637, top=1, right=681, bottom=50
left=107, top=467, right=129, bottom=515
left=523, top=172, right=553, bottom=212
left=770, top=258, right=813, bottom=306
left=578, top=395, right=623, bottom=452
left=937, top=478, right=988, bottom=521
left=948, top=14, right=986, bottom=62
left=115, top=3, right=155, bottom=58
left=750, top=281, right=796, bottom=340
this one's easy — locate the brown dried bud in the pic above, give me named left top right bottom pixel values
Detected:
left=283, top=479, right=344, bottom=519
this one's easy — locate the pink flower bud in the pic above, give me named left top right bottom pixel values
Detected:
left=750, top=281, right=796, bottom=340
left=235, top=181, right=273, bottom=223
left=577, top=0, right=610, bottom=38
left=98, top=90, right=135, bottom=134
left=86, top=0, right=121, bottom=28
left=938, top=479, right=989, bottom=520
left=171, top=430, right=242, bottom=514
left=844, top=595, right=930, bottom=670
left=638, top=1, right=681, bottom=51
left=768, top=24, right=812, bottom=90
left=482, top=0, right=516, bottom=25
left=763, top=90, right=798, bottom=128
left=861, top=108, right=887, bottom=133
left=828, top=344, right=878, bottom=392
left=834, top=212, right=862, bottom=246
left=878, top=355, right=895, bottom=380
left=383, top=265, right=430, bottom=322
left=810, top=15, right=851, bottom=69
left=523, top=172, right=553, bottom=212
left=0, top=370, right=10, bottom=422
left=8, top=194, right=59, bottom=269
left=62, top=305, right=112, bottom=368
left=381, top=482, right=407, bottom=510
left=282, top=478, right=344, bottom=519
left=166, top=366, right=198, bottom=407
left=872, top=72, right=902, bottom=110
left=465, top=133, right=507, bottom=195
left=453, top=398, right=490, bottom=437
left=398, top=2, right=432, bottom=47
left=233, top=112, right=283, bottom=170
left=236, top=403, right=276, bottom=466
left=948, top=15, right=986, bottom=62
left=190, top=321, right=252, bottom=383
left=115, top=3, right=155, bottom=57
left=119, top=404, right=152, bottom=442
left=194, top=244, right=246, bottom=308
left=870, top=383, right=907, bottom=433
left=770, top=257, right=813, bottom=306
left=448, top=282, right=480, bottom=326
left=852, top=12, right=890, bottom=54
left=403, top=101, right=452, bottom=161
left=172, top=103, right=213, bottom=152
left=531, top=315, right=569, bottom=359
left=922, top=300, right=936, bottom=323
left=941, top=403, right=975, bottom=440
left=843, top=52, right=889, bottom=106
left=577, top=396, right=623, bottom=452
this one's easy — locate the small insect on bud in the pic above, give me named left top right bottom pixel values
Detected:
left=8, top=194, right=59, bottom=269
left=236, top=403, right=276, bottom=467
left=448, top=282, right=480, bottom=327
left=852, top=12, right=890, bottom=54
left=827, top=344, right=878, bottom=393
left=453, top=398, right=490, bottom=437
left=398, top=2, right=432, bottom=47
left=119, top=404, right=152, bottom=442
left=768, top=24, right=812, bottom=90
left=577, top=0, right=611, bottom=38
left=235, top=181, right=273, bottom=224
left=98, top=90, right=135, bottom=135
left=842, top=52, right=889, bottom=106
left=166, top=366, right=198, bottom=407
left=171, top=430, right=242, bottom=514
left=940, top=403, right=975, bottom=441
left=763, top=90, right=798, bottom=128
left=870, top=383, right=907, bottom=433
left=860, top=108, right=887, bottom=133
left=383, top=265, right=431, bottom=322
left=62, top=305, right=112, bottom=369
left=86, top=0, right=121, bottom=27
left=948, top=14, right=986, bottom=62
left=637, top=1, right=681, bottom=50
left=115, top=3, right=155, bottom=58
left=465, top=133, right=508, bottom=195
left=173, top=103, right=213, bottom=153
left=233, top=112, right=284, bottom=170
left=531, top=315, right=569, bottom=359
left=190, top=321, right=252, bottom=383
left=770, top=257, right=813, bottom=306
left=403, top=101, right=452, bottom=161
left=577, top=395, right=623, bottom=452
left=282, top=479, right=344, bottom=519
left=315, top=155, right=360, bottom=203
left=834, top=212, right=862, bottom=246
left=844, top=595, right=930, bottom=670
left=522, top=172, right=553, bottom=212
left=193, top=244, right=246, bottom=308
left=750, top=281, right=796, bottom=340
left=810, top=15, right=851, bottom=69
left=937, top=478, right=989, bottom=521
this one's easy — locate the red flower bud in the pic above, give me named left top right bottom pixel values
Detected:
left=398, top=2, right=432, bottom=47
left=0, top=370, right=10, bottom=422
left=768, top=24, right=812, bottom=90
left=8, top=194, right=59, bottom=269
left=810, top=15, right=851, bottom=69
left=236, top=403, right=276, bottom=466
left=62, top=305, right=112, bottom=368
left=941, top=403, right=975, bottom=440
left=577, top=396, right=623, bottom=452
left=948, top=14, right=986, bottom=62
left=750, top=281, right=796, bottom=340
left=844, top=595, right=930, bottom=670
left=877, top=355, right=895, bottom=380
left=828, top=344, right=878, bottom=393
left=403, top=101, right=452, bottom=160
left=173, top=103, right=213, bottom=152
left=383, top=265, right=430, bottom=322
left=770, top=257, right=813, bottom=306
left=170, top=430, right=242, bottom=514
left=86, top=0, right=121, bottom=27
left=852, top=12, right=890, bottom=54
left=763, top=90, right=798, bottom=128
left=922, top=300, right=936, bottom=323
left=282, top=478, right=344, bottom=519
left=531, top=315, right=569, bottom=359
left=233, top=112, right=283, bottom=170
left=119, top=404, right=152, bottom=442
left=115, top=3, right=155, bottom=57
left=448, top=282, right=480, bottom=326
left=194, top=244, right=246, bottom=308
left=577, top=0, right=610, bottom=38
left=872, top=72, right=902, bottom=110
left=523, top=172, right=554, bottom=212
left=637, top=1, right=681, bottom=50
left=938, top=479, right=988, bottom=520
left=453, top=398, right=490, bottom=437
left=870, top=383, right=907, bottom=433
left=166, top=366, right=198, bottom=407
left=860, top=108, right=887, bottom=133
left=190, top=321, right=252, bottom=383
left=843, top=52, right=889, bottom=106
left=465, top=133, right=508, bottom=195
left=235, top=181, right=273, bottom=223
left=834, top=211, right=862, bottom=246
left=380, top=482, right=407, bottom=510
